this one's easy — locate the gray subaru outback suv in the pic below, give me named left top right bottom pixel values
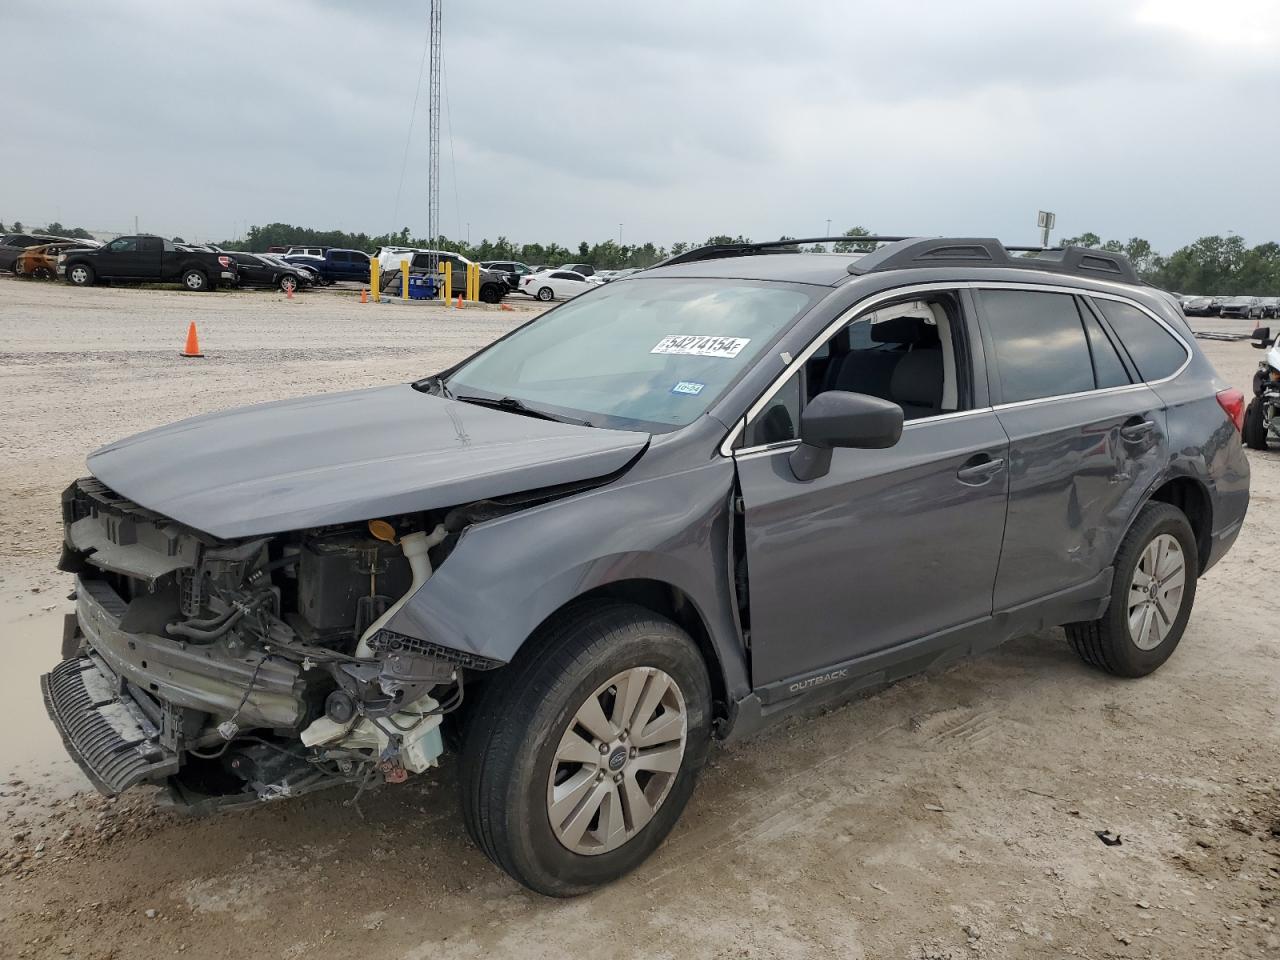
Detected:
left=45, top=236, right=1249, bottom=896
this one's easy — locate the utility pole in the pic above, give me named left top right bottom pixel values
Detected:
left=619, top=223, right=623, bottom=246
left=826, top=218, right=831, bottom=236
left=427, top=0, right=442, bottom=256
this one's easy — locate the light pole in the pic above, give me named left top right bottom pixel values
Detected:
left=619, top=223, right=623, bottom=246
left=826, top=218, right=831, bottom=236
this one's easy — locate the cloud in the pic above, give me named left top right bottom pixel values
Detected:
left=2, top=0, right=1277, bottom=251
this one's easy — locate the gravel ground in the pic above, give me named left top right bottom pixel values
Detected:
left=0, top=277, right=1277, bottom=959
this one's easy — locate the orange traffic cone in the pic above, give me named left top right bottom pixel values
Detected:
left=360, top=288, right=368, bottom=304
left=180, top=322, right=204, bottom=358
left=286, top=285, right=294, bottom=300
left=500, top=303, right=514, bottom=311
left=455, top=294, right=463, bottom=309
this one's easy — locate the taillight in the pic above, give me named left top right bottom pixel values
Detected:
left=218, top=256, right=232, bottom=269
left=1217, top=387, right=1246, bottom=432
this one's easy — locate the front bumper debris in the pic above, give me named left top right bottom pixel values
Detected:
left=41, top=655, right=179, bottom=794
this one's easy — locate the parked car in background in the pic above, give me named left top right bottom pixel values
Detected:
left=13, top=241, right=97, bottom=280
left=228, top=252, right=311, bottom=293
left=59, top=235, right=237, bottom=291
left=372, top=245, right=424, bottom=272
left=284, top=245, right=329, bottom=257
left=520, top=268, right=597, bottom=301
left=559, top=262, right=596, bottom=277
left=262, top=254, right=319, bottom=287
left=379, top=250, right=509, bottom=303
left=2, top=233, right=90, bottom=272
left=1258, top=297, right=1280, bottom=319
left=283, top=248, right=370, bottom=284
left=1220, top=296, right=1263, bottom=319
left=480, top=260, right=537, bottom=291
left=1182, top=296, right=1214, bottom=317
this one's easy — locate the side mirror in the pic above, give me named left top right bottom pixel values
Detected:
left=1251, top=327, right=1273, bottom=349
left=788, top=390, right=904, bottom=482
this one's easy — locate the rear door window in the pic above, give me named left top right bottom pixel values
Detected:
left=1092, top=298, right=1189, bottom=382
left=980, top=290, right=1094, bottom=404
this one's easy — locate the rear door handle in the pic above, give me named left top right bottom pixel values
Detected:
left=1120, top=420, right=1156, bottom=442
left=956, top=456, right=1005, bottom=485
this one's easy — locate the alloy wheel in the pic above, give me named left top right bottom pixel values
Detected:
left=1127, top=533, right=1186, bottom=651
left=546, top=666, right=687, bottom=856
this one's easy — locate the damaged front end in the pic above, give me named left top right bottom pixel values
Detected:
left=44, top=477, right=499, bottom=811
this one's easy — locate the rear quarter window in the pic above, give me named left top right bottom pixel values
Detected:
left=1092, top=299, right=1189, bottom=382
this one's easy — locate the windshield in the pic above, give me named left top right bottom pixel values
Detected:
left=446, top=278, right=818, bottom=431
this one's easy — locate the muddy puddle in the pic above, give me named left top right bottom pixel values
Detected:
left=1, top=587, right=88, bottom=794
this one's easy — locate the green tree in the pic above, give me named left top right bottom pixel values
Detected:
left=832, top=226, right=875, bottom=253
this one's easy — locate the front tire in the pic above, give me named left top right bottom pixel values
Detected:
left=279, top=275, right=297, bottom=294
left=536, top=286, right=554, bottom=302
left=66, top=263, right=94, bottom=287
left=182, top=269, right=209, bottom=292
left=459, top=601, right=712, bottom=897
left=1243, top=397, right=1269, bottom=450
left=1065, top=502, right=1197, bottom=678
left=479, top=283, right=502, bottom=304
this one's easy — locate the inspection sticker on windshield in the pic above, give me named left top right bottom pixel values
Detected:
left=651, top=335, right=750, bottom=359
left=671, top=380, right=706, bottom=396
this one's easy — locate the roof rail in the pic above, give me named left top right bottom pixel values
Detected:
left=654, top=236, right=911, bottom=268
left=653, top=235, right=1141, bottom=285
left=848, top=237, right=1140, bottom=285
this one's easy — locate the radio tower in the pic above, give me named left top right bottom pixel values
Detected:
left=427, top=0, right=442, bottom=250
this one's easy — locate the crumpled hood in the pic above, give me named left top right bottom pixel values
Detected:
left=87, top=385, right=649, bottom=539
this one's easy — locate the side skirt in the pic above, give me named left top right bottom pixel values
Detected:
left=721, top=567, right=1112, bottom=743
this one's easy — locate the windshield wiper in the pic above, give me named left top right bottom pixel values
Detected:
left=453, top=394, right=581, bottom=424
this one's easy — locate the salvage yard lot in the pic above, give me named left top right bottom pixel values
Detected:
left=1, top=278, right=1278, bottom=959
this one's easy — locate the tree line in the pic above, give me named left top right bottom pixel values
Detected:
left=6, top=217, right=1279, bottom=294
left=0, top=220, right=95, bottom=240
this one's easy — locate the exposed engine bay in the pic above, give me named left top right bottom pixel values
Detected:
left=46, top=476, right=507, bottom=810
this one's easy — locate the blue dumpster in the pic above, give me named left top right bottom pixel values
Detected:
left=408, top=275, right=437, bottom=300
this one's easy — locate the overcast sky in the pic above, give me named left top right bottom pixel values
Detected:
left=5, top=0, right=1279, bottom=251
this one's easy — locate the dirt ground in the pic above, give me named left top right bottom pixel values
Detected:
left=0, top=278, right=1277, bottom=960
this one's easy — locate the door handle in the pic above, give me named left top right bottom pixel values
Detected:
left=956, top=456, right=1005, bottom=485
left=1120, top=420, right=1156, bottom=442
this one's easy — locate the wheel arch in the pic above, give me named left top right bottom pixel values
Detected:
left=1143, top=474, right=1213, bottom=574
left=532, top=579, right=730, bottom=724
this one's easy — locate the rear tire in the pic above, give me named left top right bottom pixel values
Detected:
left=182, top=269, right=209, bottom=292
left=459, top=601, right=712, bottom=897
left=1065, top=502, right=1197, bottom=678
left=536, top=286, right=554, bottom=301
left=1243, top=397, right=1269, bottom=450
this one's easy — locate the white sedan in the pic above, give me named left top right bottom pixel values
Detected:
left=520, top=269, right=598, bottom=302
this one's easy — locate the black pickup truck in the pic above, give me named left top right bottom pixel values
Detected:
left=59, top=236, right=238, bottom=291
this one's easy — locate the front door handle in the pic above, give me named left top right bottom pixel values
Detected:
left=1120, top=419, right=1156, bottom=442
left=956, top=455, right=1005, bottom=485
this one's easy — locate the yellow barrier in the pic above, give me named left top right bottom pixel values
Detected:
left=466, top=263, right=478, bottom=301
left=440, top=261, right=451, bottom=303
left=401, top=259, right=410, bottom=300
left=369, top=258, right=380, bottom=302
